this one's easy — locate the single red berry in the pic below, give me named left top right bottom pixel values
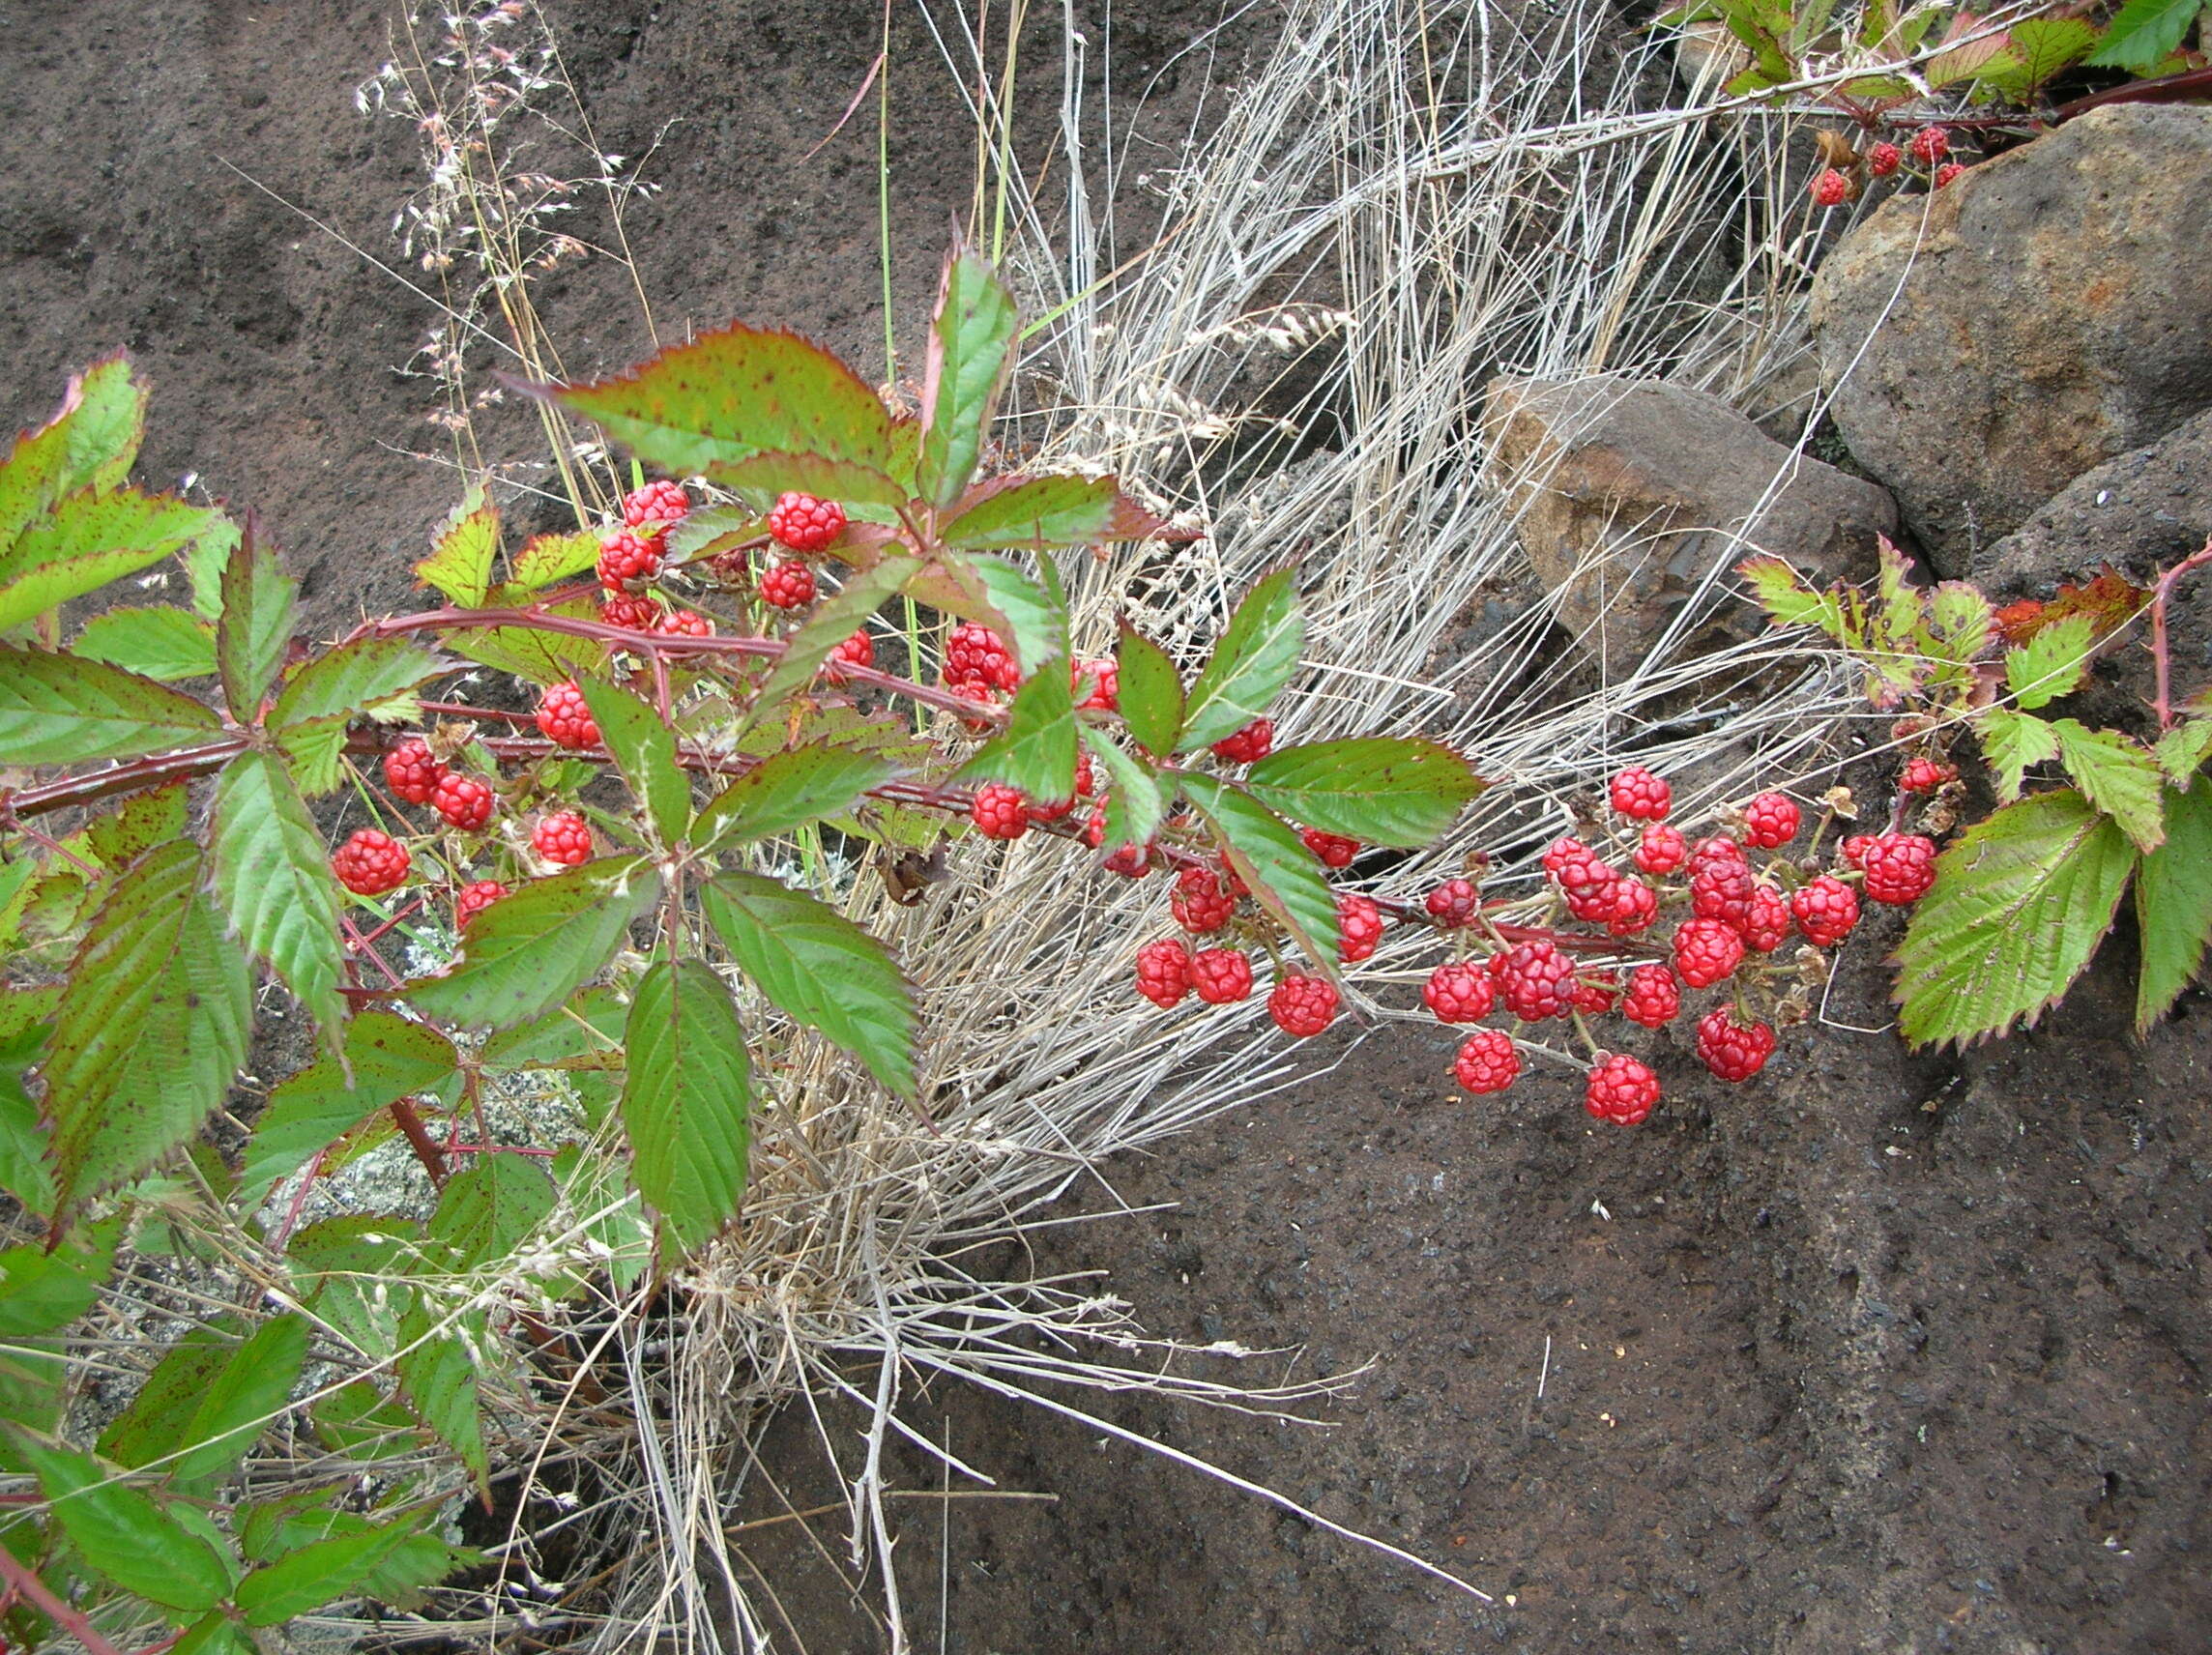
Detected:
left=597, top=529, right=661, bottom=589
left=1173, top=865, right=1237, bottom=934
left=1609, top=766, right=1672, bottom=822
left=829, top=629, right=876, bottom=673
left=1696, top=1006, right=1777, bottom=1083
left=1908, top=125, right=1950, bottom=165
left=622, top=479, right=691, bottom=531
left=383, top=740, right=444, bottom=806
left=1101, top=841, right=1153, bottom=879
left=1423, top=961, right=1496, bottom=1023
left=1586, top=1053, right=1660, bottom=1126
left=1574, top=972, right=1620, bottom=1015
left=1493, top=939, right=1579, bottom=1021
left=970, top=782, right=1031, bottom=840
left=655, top=608, right=713, bottom=638
left=758, top=560, right=817, bottom=610
left=1269, top=974, right=1340, bottom=1037
left=1634, top=822, right=1687, bottom=876
left=536, top=681, right=600, bottom=749
left=1136, top=939, right=1193, bottom=1008
left=1934, top=160, right=1965, bottom=189
left=600, top=592, right=659, bottom=630
left=766, top=491, right=847, bottom=552
left=1811, top=168, right=1850, bottom=208
left=431, top=772, right=495, bottom=831
left=1621, top=963, right=1681, bottom=1029
left=1426, top=877, right=1481, bottom=928
left=1687, top=834, right=1747, bottom=878
left=1211, top=718, right=1273, bottom=765
left=1860, top=832, right=1937, bottom=905
left=1553, top=845, right=1620, bottom=922
left=1337, top=892, right=1383, bottom=964
left=1673, top=916, right=1746, bottom=989
left=1791, top=873, right=1861, bottom=947
left=1072, top=657, right=1119, bottom=711
left=1900, top=756, right=1954, bottom=793
left=1867, top=140, right=1902, bottom=177
left=1083, top=804, right=1107, bottom=849
left=1302, top=829, right=1359, bottom=869
left=533, top=811, right=594, bottom=866
left=1839, top=833, right=1876, bottom=870
left=1541, top=835, right=1589, bottom=879
left=1605, top=877, right=1660, bottom=937
left=1454, top=1029, right=1521, bottom=1094
left=1690, top=857, right=1756, bottom=928
left=454, top=879, right=508, bottom=927
left=1741, top=793, right=1801, bottom=850
left=1188, top=947, right=1255, bottom=1004
left=333, top=828, right=411, bottom=896
left=1739, top=881, right=1791, bottom=953
left=946, top=623, right=1020, bottom=694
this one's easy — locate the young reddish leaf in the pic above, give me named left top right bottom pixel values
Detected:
left=1245, top=738, right=1484, bottom=847
left=0, top=642, right=223, bottom=764
left=539, top=324, right=897, bottom=476
left=1178, top=569, right=1305, bottom=753
left=217, top=528, right=299, bottom=722
left=0, top=489, right=232, bottom=631
left=941, top=476, right=1128, bottom=549
left=43, top=842, right=251, bottom=1214
left=508, top=528, right=601, bottom=592
left=745, top=556, right=920, bottom=716
left=414, top=484, right=498, bottom=608
left=622, top=959, right=752, bottom=1255
left=73, top=606, right=218, bottom=682
left=422, top=1153, right=556, bottom=1274
left=85, top=783, right=189, bottom=872
left=12, top=1436, right=233, bottom=1613
left=694, top=744, right=897, bottom=850
left=1178, top=773, right=1339, bottom=974
left=404, top=858, right=659, bottom=1031
left=956, top=658, right=1078, bottom=803
left=1114, top=624, right=1183, bottom=756
left=1894, top=789, right=2136, bottom=1049
left=711, top=450, right=908, bottom=515
left=917, top=246, right=1020, bottom=509
left=208, top=751, right=349, bottom=1045
left=238, top=1012, right=460, bottom=1203
left=2050, top=718, right=2166, bottom=852
left=98, top=1315, right=309, bottom=1492
left=702, top=872, right=918, bottom=1096
left=578, top=679, right=692, bottom=841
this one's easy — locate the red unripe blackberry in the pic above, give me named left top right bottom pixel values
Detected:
left=1620, top=963, right=1681, bottom=1028
left=766, top=491, right=846, bottom=552
left=1738, top=880, right=1791, bottom=953
left=1550, top=843, right=1618, bottom=900
left=1908, top=125, right=1950, bottom=164
left=622, top=479, right=691, bottom=530
left=1586, top=1054, right=1660, bottom=1125
left=970, top=782, right=1030, bottom=840
left=1337, top=892, right=1383, bottom=963
left=1269, top=974, right=1340, bottom=1037
left=1541, top=835, right=1588, bottom=879
left=1188, top=947, right=1255, bottom=1003
left=1210, top=718, right=1273, bottom=765
left=758, top=560, right=817, bottom=610
left=1302, top=829, right=1359, bottom=869
left=1859, top=832, right=1937, bottom=905
left=1426, top=877, right=1481, bottom=928
left=1072, top=657, right=1119, bottom=711
left=1673, top=916, right=1745, bottom=988
left=1609, top=766, right=1672, bottom=821
left=1454, top=1030, right=1521, bottom=1094
left=1172, top=865, right=1237, bottom=934
left=597, top=529, right=660, bottom=589
left=1634, top=822, right=1687, bottom=876
left=1493, top=939, right=1579, bottom=1021
left=1900, top=756, right=1954, bottom=793
left=1690, top=857, right=1756, bottom=928
left=1811, top=168, right=1850, bottom=208
left=1136, top=939, right=1192, bottom=1008
left=454, top=880, right=509, bottom=927
left=1605, top=877, right=1659, bottom=937
left=431, top=771, right=495, bottom=831
left=1696, top=1006, right=1777, bottom=1083
left=830, top=629, right=875, bottom=673
left=533, top=811, right=594, bottom=867
left=536, top=681, right=600, bottom=749
left=600, top=592, right=659, bottom=630
left=946, top=623, right=1019, bottom=694
left=1574, top=972, right=1620, bottom=1014
left=1422, top=961, right=1496, bottom=1023
left=1790, top=873, right=1861, bottom=947
left=655, top=608, right=713, bottom=638
left=1867, top=140, right=1902, bottom=177
left=1934, top=161, right=1965, bottom=189
left=1687, top=833, right=1746, bottom=878
left=1741, top=792, right=1801, bottom=849
left=333, top=828, right=411, bottom=896
left=384, top=740, right=444, bottom=806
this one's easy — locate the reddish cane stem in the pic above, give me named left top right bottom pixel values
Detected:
left=0, top=1543, right=132, bottom=1655
left=389, top=1096, right=449, bottom=1188
left=2148, top=538, right=2212, bottom=733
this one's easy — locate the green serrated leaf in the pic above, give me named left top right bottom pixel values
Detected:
left=0, top=359, right=145, bottom=541
left=660, top=503, right=763, bottom=566
left=2050, top=718, right=2166, bottom=851
left=917, top=247, right=1020, bottom=508
left=577, top=679, right=691, bottom=841
left=1178, top=569, right=1305, bottom=752
left=13, top=1437, right=233, bottom=1612
left=1894, top=789, right=2137, bottom=1048
left=1082, top=731, right=1167, bottom=851
left=171, top=1611, right=258, bottom=1655
left=403, top=858, right=658, bottom=1031
left=1976, top=706, right=2059, bottom=802
left=270, top=637, right=449, bottom=733
left=100, top=1316, right=308, bottom=1491
left=2005, top=613, right=2093, bottom=710
left=240, top=1013, right=460, bottom=1203
left=709, top=450, right=908, bottom=516
left=73, top=607, right=218, bottom=682
left=702, top=872, right=918, bottom=1095
left=310, top=1379, right=423, bottom=1464
left=1921, top=581, right=1995, bottom=665
left=422, top=1152, right=556, bottom=1274
left=957, top=657, right=1077, bottom=801
left=289, top=1216, right=420, bottom=1360
left=746, top=556, right=919, bottom=716
left=2085, top=0, right=2201, bottom=71
left=0, top=490, right=231, bottom=631
left=0, top=643, right=223, bottom=763
left=217, top=531, right=298, bottom=721
left=941, top=475, right=1123, bottom=549
left=1981, top=16, right=2100, bottom=95
left=448, top=609, right=612, bottom=688
left=480, top=983, right=627, bottom=1070
left=551, top=1144, right=653, bottom=1295
left=2153, top=718, right=2212, bottom=784
left=2135, top=771, right=2212, bottom=1031
left=545, top=325, right=897, bottom=477
left=235, top=1507, right=433, bottom=1624
left=276, top=714, right=352, bottom=798
left=0, top=1027, right=57, bottom=1217
left=622, top=958, right=752, bottom=1255
left=415, top=485, right=498, bottom=607
left=694, top=744, right=898, bottom=850
left=208, top=751, right=348, bottom=1044
left=1737, top=554, right=1845, bottom=636
left=84, top=783, right=188, bottom=871
left=1115, top=624, right=1183, bottom=755
left=395, top=1304, right=487, bottom=1488
left=43, top=842, right=250, bottom=1213
left=1244, top=738, right=1484, bottom=847
left=508, top=528, right=601, bottom=593
left=1179, top=773, right=1339, bottom=974
left=0, top=1226, right=115, bottom=1338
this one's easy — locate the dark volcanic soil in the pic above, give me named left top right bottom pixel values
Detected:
left=5, top=5, right=2209, bottom=1653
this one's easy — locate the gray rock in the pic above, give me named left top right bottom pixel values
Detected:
left=1974, top=407, right=2212, bottom=597
left=1809, top=104, right=2212, bottom=575
left=1479, top=373, right=1896, bottom=671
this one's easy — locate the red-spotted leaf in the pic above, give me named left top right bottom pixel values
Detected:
left=217, top=528, right=299, bottom=721
left=694, top=743, right=898, bottom=849
left=1177, top=569, right=1305, bottom=752
left=239, top=1012, right=460, bottom=1203
left=0, top=489, right=232, bottom=631
left=1178, top=773, right=1339, bottom=974
left=73, top=606, right=218, bottom=682
left=13, top=1436, right=233, bottom=1613
left=414, top=484, right=498, bottom=607
left=1114, top=624, right=1183, bottom=756
left=917, top=246, right=1019, bottom=508
left=0, top=644, right=222, bottom=764
left=402, top=857, right=659, bottom=1031
left=622, top=959, right=752, bottom=1254
left=98, top=1315, right=309, bottom=1491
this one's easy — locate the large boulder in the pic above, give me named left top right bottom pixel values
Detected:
left=1809, top=105, right=2212, bottom=576
left=1479, top=374, right=1896, bottom=671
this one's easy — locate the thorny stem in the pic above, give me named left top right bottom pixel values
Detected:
left=389, top=1095, right=450, bottom=1189
left=0, top=1543, right=131, bottom=1655
left=2148, top=538, right=2212, bottom=732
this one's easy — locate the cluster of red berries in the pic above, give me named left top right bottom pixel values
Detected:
left=382, top=740, right=499, bottom=833
left=1812, top=126, right=1965, bottom=208
left=1136, top=937, right=1344, bottom=1038
left=597, top=482, right=691, bottom=593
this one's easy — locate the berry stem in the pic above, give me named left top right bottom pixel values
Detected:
left=388, top=1096, right=451, bottom=1189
